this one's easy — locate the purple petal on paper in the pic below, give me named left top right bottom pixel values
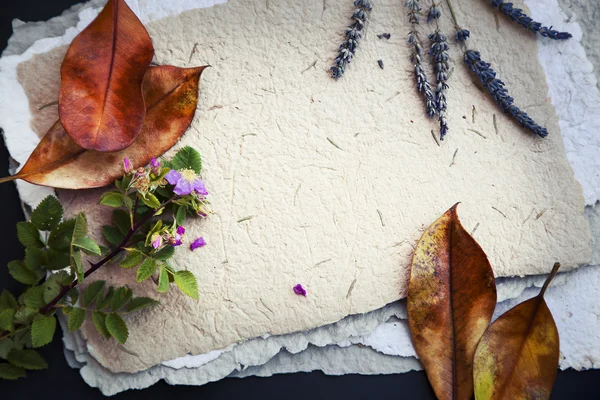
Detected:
left=190, top=237, right=206, bottom=251
left=293, top=284, right=307, bottom=296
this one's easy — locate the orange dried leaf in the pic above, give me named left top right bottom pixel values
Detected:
left=0, top=65, right=207, bottom=189
left=473, top=263, right=560, bottom=400
left=59, top=0, right=154, bottom=152
left=408, top=203, right=497, bottom=400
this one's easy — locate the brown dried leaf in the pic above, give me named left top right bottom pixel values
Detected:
left=58, top=0, right=154, bottom=152
left=0, top=65, right=207, bottom=189
left=408, top=203, right=497, bottom=400
left=473, top=263, right=560, bottom=400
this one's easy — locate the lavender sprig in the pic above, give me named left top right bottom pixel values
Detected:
left=330, top=0, right=372, bottom=79
left=490, top=0, right=572, bottom=40
left=406, top=0, right=437, bottom=118
left=464, top=50, right=548, bottom=137
left=429, top=30, right=450, bottom=140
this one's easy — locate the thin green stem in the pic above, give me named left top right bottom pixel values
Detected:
left=444, top=0, right=461, bottom=30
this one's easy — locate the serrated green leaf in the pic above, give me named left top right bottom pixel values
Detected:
left=16, top=221, right=43, bottom=249
left=68, top=287, right=79, bottom=304
left=98, top=192, right=124, bottom=208
left=157, top=264, right=169, bottom=293
left=44, top=249, right=71, bottom=271
left=23, top=286, right=46, bottom=309
left=136, top=258, right=157, bottom=282
left=48, top=219, right=76, bottom=251
left=96, top=286, right=114, bottom=311
left=171, top=146, right=202, bottom=174
left=0, top=290, right=18, bottom=311
left=105, top=313, right=128, bottom=344
left=123, top=195, right=133, bottom=210
left=8, top=260, right=39, bottom=285
left=73, top=237, right=101, bottom=256
left=0, top=309, right=15, bottom=331
left=92, top=311, right=110, bottom=339
left=125, top=297, right=158, bottom=313
left=102, top=225, right=124, bottom=246
left=43, top=279, right=61, bottom=304
left=82, top=281, right=105, bottom=307
left=112, top=209, right=131, bottom=235
left=153, top=245, right=175, bottom=261
left=31, top=316, right=56, bottom=348
left=140, top=192, right=161, bottom=209
left=175, top=206, right=187, bottom=225
left=120, top=251, right=144, bottom=269
left=24, top=248, right=46, bottom=270
left=0, top=363, right=26, bottom=380
left=13, top=308, right=37, bottom=324
left=173, top=271, right=199, bottom=299
left=71, top=250, right=84, bottom=283
left=30, top=196, right=63, bottom=231
left=110, top=287, right=132, bottom=311
left=72, top=213, right=87, bottom=241
left=0, top=339, right=19, bottom=359
left=7, top=349, right=48, bottom=370
left=67, top=308, right=86, bottom=332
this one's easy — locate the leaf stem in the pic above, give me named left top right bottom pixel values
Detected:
left=539, top=262, right=561, bottom=298
left=39, top=195, right=177, bottom=314
left=444, top=0, right=461, bottom=30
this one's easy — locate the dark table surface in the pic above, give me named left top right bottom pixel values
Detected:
left=0, top=1, right=597, bottom=398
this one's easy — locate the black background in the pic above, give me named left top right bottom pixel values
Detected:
left=0, top=1, right=597, bottom=398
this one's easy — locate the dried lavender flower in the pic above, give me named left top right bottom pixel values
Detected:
left=330, top=0, right=373, bottom=79
left=429, top=30, right=450, bottom=140
left=377, top=33, right=391, bottom=40
left=464, top=50, right=548, bottom=137
left=427, top=4, right=441, bottom=22
left=377, top=59, right=384, bottom=69
left=490, top=0, right=572, bottom=40
left=455, top=28, right=470, bottom=42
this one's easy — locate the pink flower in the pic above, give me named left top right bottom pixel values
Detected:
left=152, top=235, right=163, bottom=249
left=123, top=158, right=132, bottom=174
left=165, top=169, right=208, bottom=197
left=150, top=157, right=161, bottom=174
left=293, top=284, right=307, bottom=296
left=190, top=237, right=206, bottom=251
left=172, top=226, right=185, bottom=246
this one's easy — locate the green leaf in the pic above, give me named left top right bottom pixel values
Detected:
left=43, top=278, right=61, bottom=304
left=44, top=249, right=71, bottom=270
left=82, top=281, right=105, bottom=307
left=71, top=250, right=84, bottom=283
left=0, top=290, right=18, bottom=310
left=112, top=209, right=131, bottom=235
left=173, top=271, right=199, bottom=299
left=16, top=221, right=43, bottom=248
left=67, top=308, right=86, bottom=332
left=120, top=251, right=144, bottom=269
left=7, top=349, right=48, bottom=370
left=31, top=316, right=56, bottom=348
left=110, top=287, right=132, bottom=311
left=92, top=311, right=110, bottom=339
left=72, top=213, right=87, bottom=241
left=157, top=265, right=169, bottom=293
left=0, top=363, right=26, bottom=380
left=153, top=245, right=175, bottom=261
left=23, top=286, right=46, bottom=309
left=171, top=146, right=202, bottom=174
left=136, top=258, right=157, bottom=282
left=73, top=237, right=102, bottom=256
left=96, top=287, right=114, bottom=311
left=8, top=260, right=39, bottom=285
left=13, top=308, right=37, bottom=324
left=125, top=297, right=158, bottom=313
left=30, top=196, right=63, bottom=231
left=68, top=287, right=79, bottom=304
left=24, top=248, right=46, bottom=270
left=140, top=192, right=161, bottom=209
left=0, top=339, right=19, bottom=359
left=98, top=192, right=124, bottom=208
left=175, top=206, right=187, bottom=225
left=0, top=309, right=15, bottom=331
left=102, top=225, right=124, bottom=246
left=48, top=219, right=76, bottom=251
left=105, top=313, right=128, bottom=344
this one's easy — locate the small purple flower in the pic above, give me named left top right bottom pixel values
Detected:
left=123, top=158, right=132, bottom=174
left=455, top=28, right=470, bottom=42
left=165, top=169, right=208, bottom=197
left=172, top=225, right=186, bottom=246
left=190, top=237, right=206, bottom=251
left=177, top=226, right=186, bottom=235
left=152, top=235, right=162, bottom=249
left=293, top=284, right=307, bottom=297
left=150, top=157, right=161, bottom=174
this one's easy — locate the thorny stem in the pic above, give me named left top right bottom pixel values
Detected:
left=39, top=195, right=177, bottom=315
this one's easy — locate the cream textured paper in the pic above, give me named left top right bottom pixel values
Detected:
left=10, top=0, right=592, bottom=373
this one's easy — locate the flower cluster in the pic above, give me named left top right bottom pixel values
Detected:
left=429, top=30, right=450, bottom=140
left=464, top=50, right=548, bottom=137
left=455, top=28, right=470, bottom=42
left=490, top=0, right=572, bottom=40
left=406, top=0, right=437, bottom=118
left=330, top=0, right=373, bottom=79
left=151, top=224, right=186, bottom=249
left=427, top=4, right=441, bottom=22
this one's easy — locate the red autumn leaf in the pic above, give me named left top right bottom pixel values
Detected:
left=0, top=65, right=207, bottom=189
left=58, top=0, right=154, bottom=152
